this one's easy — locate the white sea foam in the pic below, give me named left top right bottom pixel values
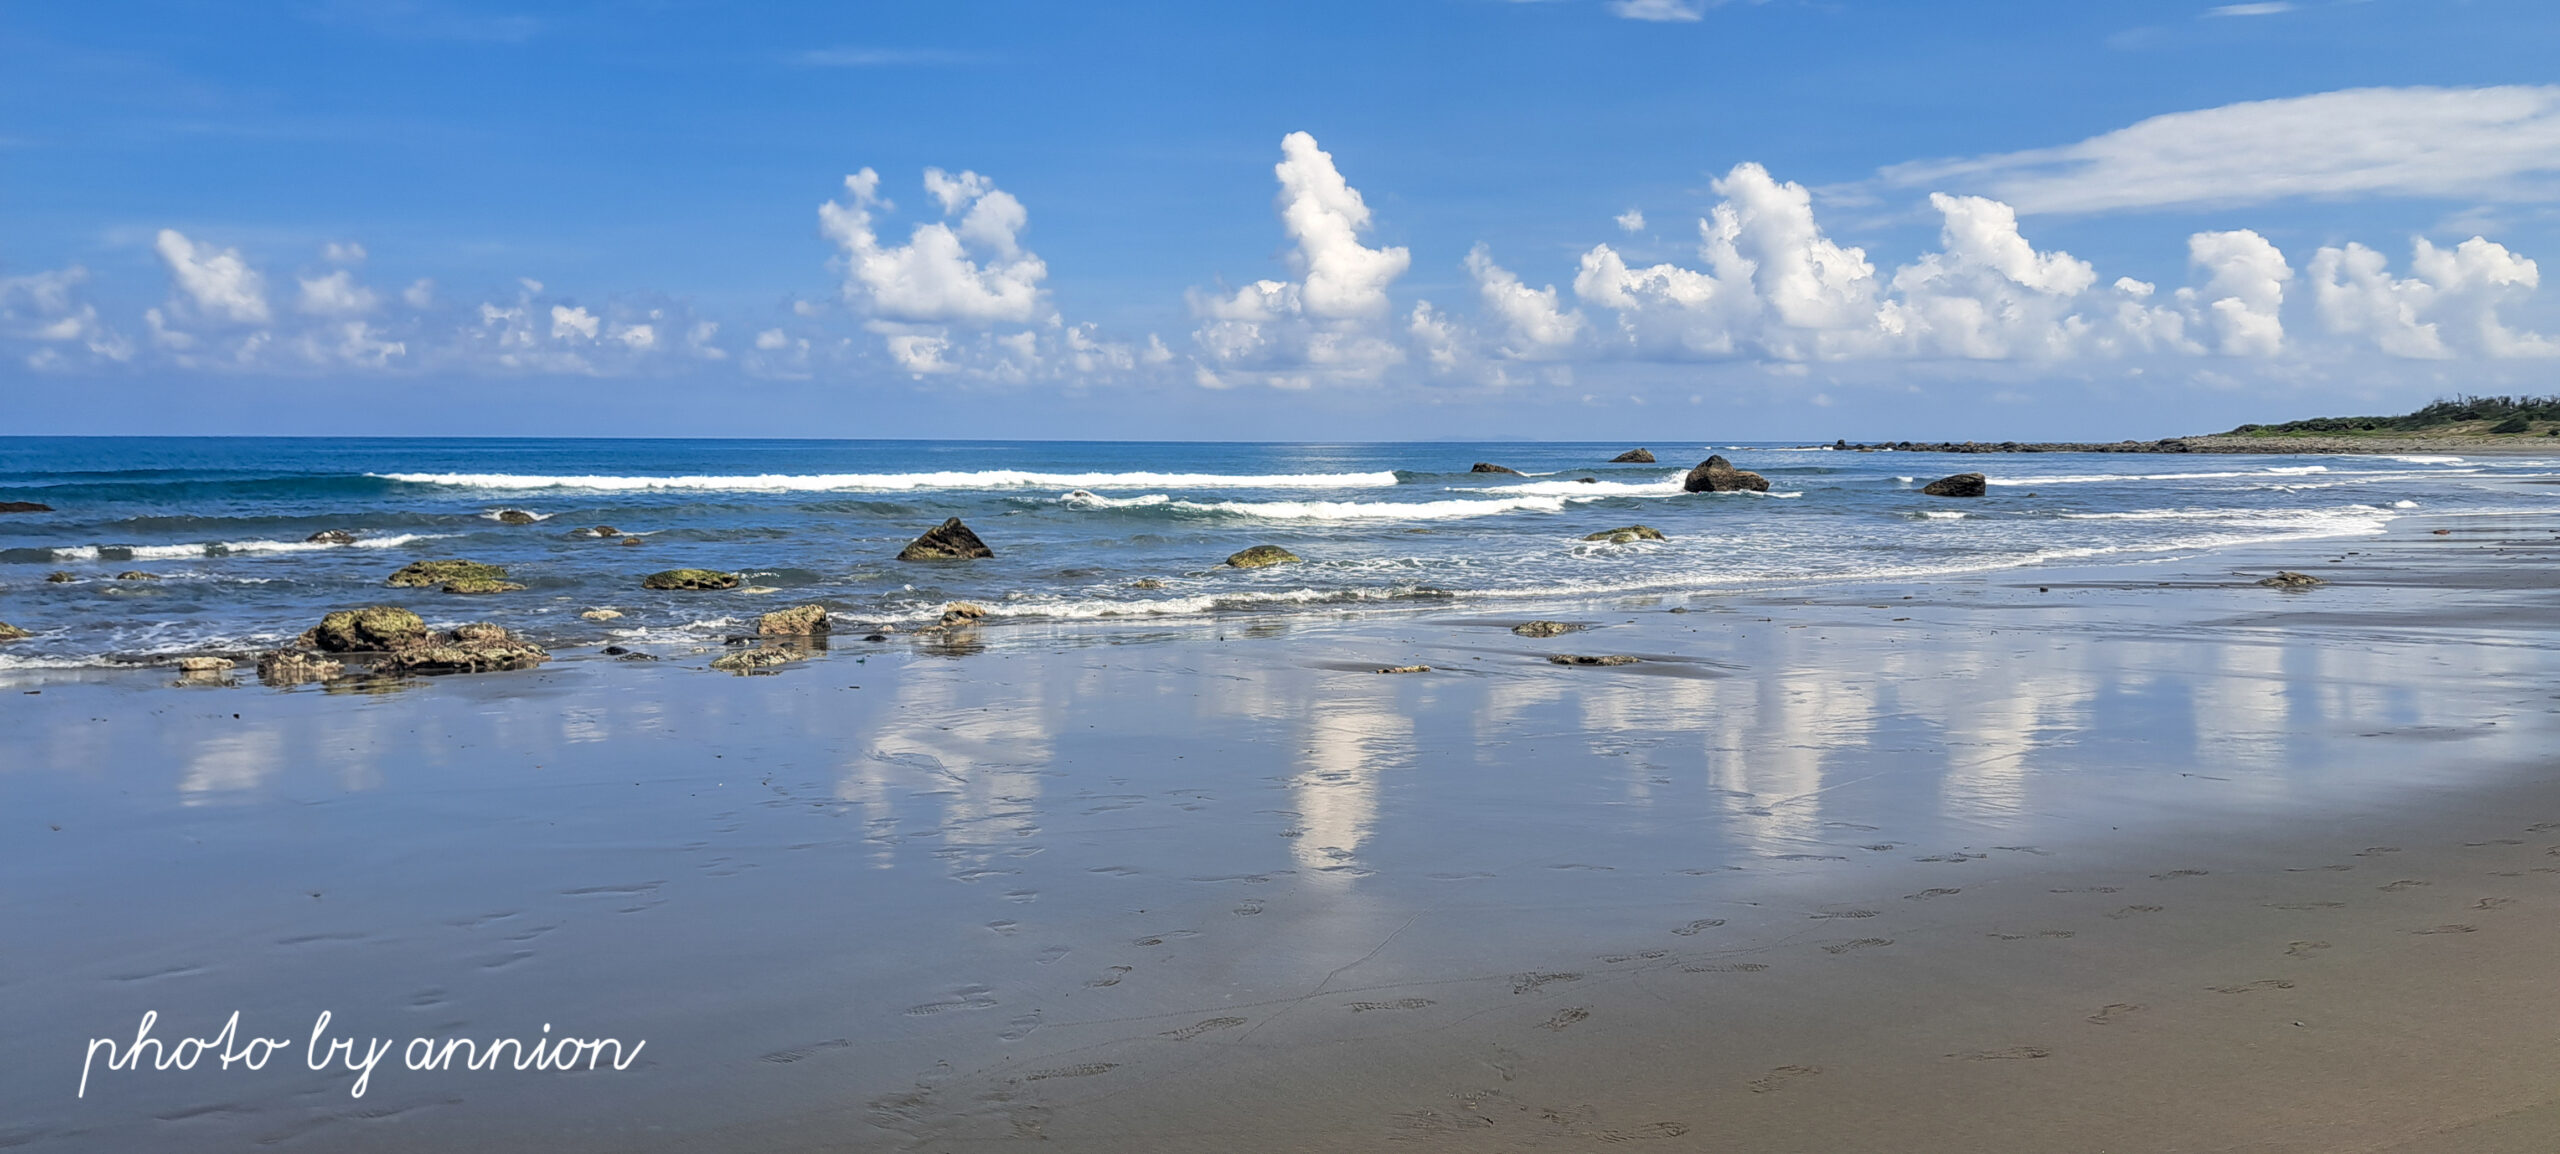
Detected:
left=380, top=469, right=1404, bottom=492
left=48, top=533, right=449, bottom=561
left=1158, top=494, right=1586, bottom=521
left=1058, top=490, right=1174, bottom=509
left=1916, top=510, right=1967, bottom=520
left=1478, top=476, right=1686, bottom=497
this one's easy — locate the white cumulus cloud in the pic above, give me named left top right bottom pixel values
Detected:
left=153, top=229, right=271, bottom=324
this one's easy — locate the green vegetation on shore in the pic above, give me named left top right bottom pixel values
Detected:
left=2225, top=395, right=2560, bottom=438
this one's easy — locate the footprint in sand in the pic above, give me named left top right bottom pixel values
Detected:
left=2086, top=1004, right=2144, bottom=1025
left=1599, top=950, right=1668, bottom=964
left=759, top=1039, right=852, bottom=1064
left=2526, top=822, right=2560, bottom=833
left=1670, top=919, right=1726, bottom=936
left=1589, top=1121, right=1690, bottom=1142
left=2106, top=905, right=2165, bottom=919
left=2412, top=924, right=2478, bottom=935
left=1822, top=938, right=1892, bottom=955
left=1747, top=1065, right=1822, bottom=1093
left=1809, top=910, right=1879, bottom=920
left=1683, top=962, right=1769, bottom=973
left=1233, top=899, right=1265, bottom=916
left=2268, top=901, right=2347, bottom=910
left=2468, top=839, right=2525, bottom=847
left=1086, top=966, right=1133, bottom=988
left=905, top=987, right=999, bottom=1016
left=1540, top=1008, right=1590, bottom=1031
left=2378, top=879, right=2430, bottom=892
left=1159, top=1016, right=1246, bottom=1041
left=1512, top=972, right=1582, bottom=995
left=1948, top=1046, right=2051, bottom=1060
left=1904, top=888, right=1962, bottom=901
left=2354, top=847, right=2402, bottom=857
left=2285, top=940, right=2331, bottom=957
left=2050, top=886, right=2121, bottom=894
left=2473, top=897, right=2515, bottom=911
left=1023, top=1063, right=1117, bottom=1082
left=1347, top=998, right=1435, bottom=1013
left=999, top=1013, right=1042, bottom=1042
left=2208, top=979, right=2296, bottom=994
left=1035, top=946, right=1071, bottom=965
left=2150, top=869, right=2210, bottom=879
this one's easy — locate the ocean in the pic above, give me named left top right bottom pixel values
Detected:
left=1, top=436, right=2552, bottom=668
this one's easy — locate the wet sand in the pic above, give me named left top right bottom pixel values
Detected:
left=5, top=512, right=2559, bottom=1152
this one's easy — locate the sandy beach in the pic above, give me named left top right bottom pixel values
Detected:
left=1, top=507, right=2553, bottom=1152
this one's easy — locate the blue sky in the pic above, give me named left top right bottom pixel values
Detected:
left=5, top=0, right=2558, bottom=439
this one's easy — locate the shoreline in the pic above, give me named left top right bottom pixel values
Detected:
left=1815, top=434, right=2560, bottom=455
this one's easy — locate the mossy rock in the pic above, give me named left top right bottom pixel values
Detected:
left=256, top=649, right=343, bottom=685
left=308, top=606, right=428, bottom=652
left=115, top=570, right=163, bottom=580
left=1225, top=545, right=1301, bottom=569
left=442, top=577, right=526, bottom=594
left=0, top=622, right=29, bottom=642
left=494, top=509, right=540, bottom=525
left=388, top=559, right=507, bottom=588
left=1582, top=525, right=1666, bottom=544
left=1548, top=653, right=1640, bottom=666
left=2257, top=571, right=2326, bottom=589
left=45, top=571, right=75, bottom=583
left=1512, top=620, right=1580, bottom=637
left=896, top=517, right=994, bottom=561
left=643, top=568, right=741, bottom=591
left=711, top=648, right=802, bottom=673
left=757, top=604, right=830, bottom=636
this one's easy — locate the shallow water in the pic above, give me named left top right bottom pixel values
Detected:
left=2, top=436, right=2554, bottom=666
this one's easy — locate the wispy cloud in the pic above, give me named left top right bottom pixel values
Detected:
left=795, top=46, right=976, bottom=68
left=1608, top=0, right=1708, bottom=22
left=1882, top=86, right=2560, bottom=214
left=2204, top=2, right=2296, bottom=16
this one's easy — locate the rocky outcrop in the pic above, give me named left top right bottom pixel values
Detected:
left=1919, top=473, right=1988, bottom=498
left=45, top=571, right=75, bottom=583
left=115, top=571, right=161, bottom=581
left=757, top=604, right=830, bottom=636
left=621, top=537, right=644, bottom=546
left=938, top=602, right=988, bottom=629
left=306, top=606, right=429, bottom=652
left=1225, top=545, right=1301, bottom=568
left=371, top=621, right=549, bottom=676
left=1582, top=525, right=1666, bottom=544
left=0, top=501, right=51, bottom=513
left=387, top=559, right=508, bottom=588
left=1471, top=462, right=1523, bottom=475
left=1610, top=448, right=1656, bottom=463
left=1681, top=455, right=1770, bottom=493
left=2258, top=571, right=2326, bottom=589
left=177, top=656, right=231, bottom=673
left=710, top=648, right=801, bottom=673
left=1824, top=439, right=2199, bottom=454
left=442, top=577, right=526, bottom=594
left=0, top=622, right=29, bottom=641
left=1548, top=654, right=1641, bottom=666
left=642, top=568, right=741, bottom=590
left=494, top=509, right=540, bottom=525
left=255, top=649, right=343, bottom=685
left=305, top=529, right=359, bottom=545
left=897, top=518, right=995, bottom=561
left=1376, top=665, right=1431, bottom=674
left=589, top=525, right=620, bottom=537
left=580, top=608, right=624, bottom=621
left=1512, top=621, right=1580, bottom=637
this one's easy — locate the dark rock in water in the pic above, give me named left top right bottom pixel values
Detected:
left=388, top=559, right=507, bottom=588
left=938, top=602, right=988, bottom=629
left=443, top=577, right=526, bottom=594
left=1575, top=477, right=1597, bottom=484
left=602, top=645, right=631, bottom=656
left=1225, top=545, right=1301, bottom=568
left=615, top=651, right=660, bottom=662
left=256, top=649, right=342, bottom=685
left=1610, top=448, right=1657, bottom=463
left=642, top=568, right=741, bottom=591
left=1513, top=621, right=1579, bottom=637
left=2258, top=571, right=2326, bottom=589
left=864, top=633, right=888, bottom=642
left=1131, top=577, right=1166, bottom=590
left=1376, top=665, right=1431, bottom=674
left=494, top=509, right=540, bottom=525
left=45, top=571, right=75, bottom=583
left=710, top=648, right=800, bottom=673
left=897, top=517, right=994, bottom=561
left=175, top=656, right=234, bottom=686
left=1549, top=653, right=1641, bottom=666
left=0, top=501, right=52, bottom=513
left=1582, top=525, right=1666, bottom=544
left=590, top=525, right=620, bottom=537
left=115, top=570, right=161, bottom=581
left=757, top=604, right=830, bottom=636
left=1920, top=472, right=1988, bottom=498
left=305, top=529, right=359, bottom=545
left=306, top=606, right=428, bottom=652
left=622, top=537, right=645, bottom=546
left=1471, top=462, right=1523, bottom=475
left=1681, top=455, right=1770, bottom=493
left=376, top=622, right=549, bottom=675
left=0, top=622, right=29, bottom=641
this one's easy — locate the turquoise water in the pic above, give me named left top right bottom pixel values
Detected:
left=1, top=437, right=2551, bottom=665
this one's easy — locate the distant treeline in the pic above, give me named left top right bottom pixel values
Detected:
left=2229, top=395, right=2560, bottom=435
